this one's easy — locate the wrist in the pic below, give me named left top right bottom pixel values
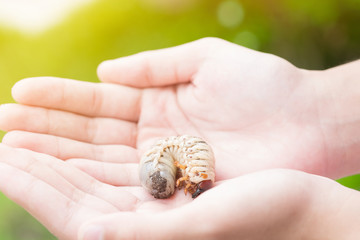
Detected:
left=305, top=61, right=360, bottom=178
left=305, top=178, right=360, bottom=240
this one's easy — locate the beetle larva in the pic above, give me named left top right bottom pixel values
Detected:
left=139, top=135, right=215, bottom=199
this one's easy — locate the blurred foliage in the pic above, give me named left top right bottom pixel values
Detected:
left=0, top=0, right=359, bottom=238
left=337, top=174, right=360, bottom=191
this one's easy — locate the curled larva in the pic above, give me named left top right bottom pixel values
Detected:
left=139, top=135, right=215, bottom=199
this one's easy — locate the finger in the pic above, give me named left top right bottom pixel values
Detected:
left=12, top=77, right=142, bottom=122
left=97, top=38, right=222, bottom=87
left=0, top=161, right=81, bottom=239
left=0, top=104, right=137, bottom=145
left=0, top=145, right=145, bottom=239
left=2, top=131, right=139, bottom=163
left=0, top=145, right=140, bottom=211
left=67, top=159, right=140, bottom=186
left=77, top=182, right=229, bottom=240
left=78, top=210, right=196, bottom=240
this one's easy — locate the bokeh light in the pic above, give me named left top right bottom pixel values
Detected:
left=217, top=0, right=244, bottom=28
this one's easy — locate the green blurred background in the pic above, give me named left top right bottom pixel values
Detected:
left=0, top=0, right=359, bottom=238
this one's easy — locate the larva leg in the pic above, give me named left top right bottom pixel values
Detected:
left=184, top=182, right=194, bottom=195
left=176, top=175, right=189, bottom=188
left=174, top=160, right=186, bottom=170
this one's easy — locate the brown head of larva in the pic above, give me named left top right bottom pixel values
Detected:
left=192, top=180, right=213, bottom=198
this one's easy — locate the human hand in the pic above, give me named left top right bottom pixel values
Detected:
left=0, top=144, right=358, bottom=240
left=0, top=38, right=344, bottom=181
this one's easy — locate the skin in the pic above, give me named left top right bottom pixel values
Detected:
left=0, top=37, right=359, bottom=239
left=0, top=145, right=359, bottom=240
left=0, top=37, right=357, bottom=181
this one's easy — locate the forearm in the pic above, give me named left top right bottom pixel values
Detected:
left=305, top=180, right=360, bottom=240
left=309, top=60, right=360, bottom=178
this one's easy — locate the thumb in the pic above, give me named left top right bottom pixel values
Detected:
left=97, top=37, right=222, bottom=88
left=78, top=212, right=191, bottom=240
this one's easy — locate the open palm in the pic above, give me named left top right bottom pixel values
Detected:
left=0, top=144, right=192, bottom=239
left=0, top=144, right=345, bottom=240
left=0, top=37, right=356, bottom=239
left=0, top=38, right=337, bottom=184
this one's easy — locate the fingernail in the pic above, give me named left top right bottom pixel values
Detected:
left=81, top=225, right=104, bottom=240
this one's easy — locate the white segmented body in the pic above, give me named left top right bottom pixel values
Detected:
left=139, top=135, right=215, bottom=199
